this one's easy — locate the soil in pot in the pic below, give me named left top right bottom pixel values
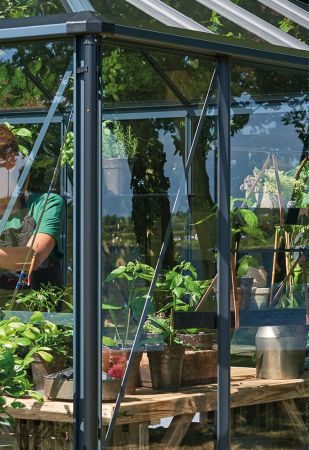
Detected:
left=147, top=345, right=185, bottom=391
left=176, top=332, right=215, bottom=350
left=31, top=353, right=69, bottom=392
left=102, top=347, right=142, bottom=395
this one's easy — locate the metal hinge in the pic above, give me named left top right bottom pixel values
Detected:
left=77, top=65, right=88, bottom=74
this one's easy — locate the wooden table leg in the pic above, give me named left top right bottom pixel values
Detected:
left=161, top=414, right=194, bottom=448
left=103, top=423, right=150, bottom=450
left=281, top=399, right=309, bottom=447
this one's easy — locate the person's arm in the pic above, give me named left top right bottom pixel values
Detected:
left=0, top=246, right=31, bottom=271
left=0, top=233, right=55, bottom=272
left=26, top=233, right=56, bottom=271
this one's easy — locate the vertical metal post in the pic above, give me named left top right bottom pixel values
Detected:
left=73, top=35, right=102, bottom=450
left=217, top=54, right=231, bottom=450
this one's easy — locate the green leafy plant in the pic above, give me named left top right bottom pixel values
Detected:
left=0, top=312, right=64, bottom=422
left=240, top=162, right=309, bottom=208
left=3, top=122, right=33, bottom=156
left=61, top=121, right=139, bottom=169
left=104, top=261, right=155, bottom=348
left=11, top=283, right=73, bottom=313
left=146, top=261, right=210, bottom=346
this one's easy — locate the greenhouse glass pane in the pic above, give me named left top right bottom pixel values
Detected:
left=230, top=61, right=309, bottom=448
left=230, top=0, right=309, bottom=45
left=0, top=0, right=66, bottom=19
left=160, top=0, right=267, bottom=43
left=91, top=0, right=166, bottom=29
left=0, top=41, right=72, bottom=111
left=0, top=39, right=73, bottom=448
left=288, top=0, right=309, bottom=11
left=102, top=44, right=219, bottom=447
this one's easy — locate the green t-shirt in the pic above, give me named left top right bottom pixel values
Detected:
left=4, top=193, right=65, bottom=262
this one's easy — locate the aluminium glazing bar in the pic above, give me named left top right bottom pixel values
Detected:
left=195, top=0, right=309, bottom=50
left=257, top=0, right=309, bottom=30
left=60, top=0, right=95, bottom=12
left=104, top=66, right=218, bottom=450
left=217, top=54, right=231, bottom=450
left=126, top=0, right=212, bottom=32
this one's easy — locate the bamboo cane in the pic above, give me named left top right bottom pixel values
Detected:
left=301, top=255, right=309, bottom=325
left=231, top=255, right=240, bottom=329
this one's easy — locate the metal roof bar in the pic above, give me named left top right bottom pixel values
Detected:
left=126, top=0, right=212, bottom=33
left=60, top=0, right=95, bottom=12
left=195, top=0, right=309, bottom=50
left=0, top=12, right=307, bottom=69
left=257, top=0, right=309, bottom=30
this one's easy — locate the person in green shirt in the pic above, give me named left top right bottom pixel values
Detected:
left=0, top=124, right=65, bottom=292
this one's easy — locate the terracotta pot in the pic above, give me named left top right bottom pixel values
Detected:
left=181, top=349, right=217, bottom=386
left=147, top=345, right=185, bottom=391
left=102, top=347, right=142, bottom=395
left=31, top=353, right=69, bottom=392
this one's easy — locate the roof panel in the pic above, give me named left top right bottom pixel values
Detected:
left=160, top=0, right=265, bottom=43
left=257, top=0, right=309, bottom=30
left=0, top=0, right=66, bottom=19
left=197, top=0, right=309, bottom=49
left=230, top=0, right=309, bottom=45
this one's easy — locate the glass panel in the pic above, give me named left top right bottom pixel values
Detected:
left=288, top=0, right=309, bottom=11
left=0, top=0, right=65, bottom=19
left=102, top=45, right=219, bottom=448
left=0, top=41, right=72, bottom=111
left=0, top=40, right=73, bottom=449
left=231, top=61, right=309, bottom=448
left=160, top=0, right=267, bottom=43
left=230, top=0, right=309, bottom=44
left=91, top=0, right=167, bottom=29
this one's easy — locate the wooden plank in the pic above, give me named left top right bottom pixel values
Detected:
left=161, top=414, right=194, bottom=448
left=4, top=399, right=73, bottom=423
left=3, top=367, right=309, bottom=430
left=281, top=399, right=309, bottom=447
left=128, top=423, right=149, bottom=450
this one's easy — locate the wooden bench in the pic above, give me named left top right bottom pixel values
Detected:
left=2, top=367, right=309, bottom=449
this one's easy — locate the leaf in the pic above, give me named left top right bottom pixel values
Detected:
left=22, top=330, right=36, bottom=340
left=28, top=390, right=44, bottom=403
left=102, top=336, right=117, bottom=347
left=30, top=312, right=44, bottom=323
left=36, top=351, right=53, bottom=363
left=102, top=303, right=122, bottom=310
left=15, top=128, right=32, bottom=138
left=18, top=144, right=29, bottom=156
left=172, top=287, right=186, bottom=299
left=10, top=401, right=25, bottom=409
left=105, top=266, right=127, bottom=282
left=239, top=208, right=258, bottom=229
left=2, top=341, right=17, bottom=350
left=15, top=338, right=32, bottom=347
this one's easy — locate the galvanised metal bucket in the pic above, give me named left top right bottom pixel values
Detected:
left=256, top=325, right=307, bottom=379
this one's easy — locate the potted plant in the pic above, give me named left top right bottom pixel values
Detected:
left=103, top=261, right=155, bottom=394
left=240, top=161, right=309, bottom=209
left=144, top=261, right=211, bottom=391
left=0, top=312, right=56, bottom=420
left=6, top=285, right=73, bottom=391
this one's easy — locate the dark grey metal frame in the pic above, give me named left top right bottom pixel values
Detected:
left=0, top=9, right=307, bottom=450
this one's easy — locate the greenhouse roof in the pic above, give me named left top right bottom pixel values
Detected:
left=0, top=1, right=308, bottom=69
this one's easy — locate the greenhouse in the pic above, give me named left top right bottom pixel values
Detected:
left=0, top=0, right=308, bottom=449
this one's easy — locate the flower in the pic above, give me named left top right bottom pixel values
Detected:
left=108, top=363, right=125, bottom=379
